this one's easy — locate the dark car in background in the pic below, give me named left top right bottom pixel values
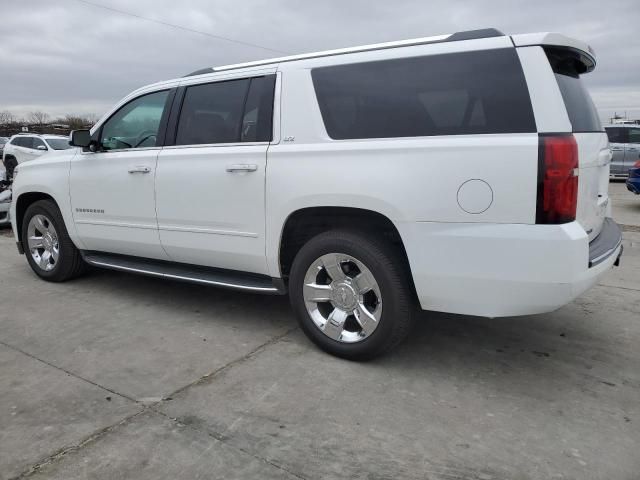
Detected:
left=627, top=161, right=640, bottom=195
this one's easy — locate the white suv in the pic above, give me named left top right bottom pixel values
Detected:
left=2, top=134, right=71, bottom=181
left=10, top=29, right=623, bottom=359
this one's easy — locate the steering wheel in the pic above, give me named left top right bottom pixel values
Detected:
left=133, top=130, right=157, bottom=148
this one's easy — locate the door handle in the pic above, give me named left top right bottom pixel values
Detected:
left=226, top=164, right=258, bottom=173
left=610, top=147, right=623, bottom=151
left=128, top=166, right=151, bottom=174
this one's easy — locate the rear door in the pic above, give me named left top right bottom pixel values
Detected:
left=605, top=126, right=627, bottom=175
left=155, top=73, right=277, bottom=274
left=15, top=137, right=36, bottom=163
left=545, top=47, right=608, bottom=241
left=624, top=127, right=640, bottom=174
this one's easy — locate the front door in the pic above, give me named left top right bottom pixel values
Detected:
left=70, top=89, right=172, bottom=259
left=155, top=74, right=276, bottom=275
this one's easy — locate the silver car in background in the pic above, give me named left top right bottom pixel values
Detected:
left=605, top=124, right=640, bottom=178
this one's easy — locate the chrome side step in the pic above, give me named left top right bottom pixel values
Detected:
left=81, top=251, right=286, bottom=294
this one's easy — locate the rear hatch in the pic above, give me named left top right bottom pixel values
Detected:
left=545, top=47, right=609, bottom=241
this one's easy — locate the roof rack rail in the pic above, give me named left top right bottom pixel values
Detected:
left=184, top=28, right=505, bottom=77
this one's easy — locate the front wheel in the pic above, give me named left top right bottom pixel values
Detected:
left=21, top=200, right=86, bottom=282
left=289, top=230, right=414, bottom=360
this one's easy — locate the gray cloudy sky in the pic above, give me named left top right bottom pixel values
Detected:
left=1, top=0, right=639, bottom=122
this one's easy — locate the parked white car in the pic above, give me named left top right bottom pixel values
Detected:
left=10, top=29, right=622, bottom=359
left=2, top=133, right=71, bottom=181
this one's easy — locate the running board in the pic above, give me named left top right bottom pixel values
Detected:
left=81, top=251, right=286, bottom=294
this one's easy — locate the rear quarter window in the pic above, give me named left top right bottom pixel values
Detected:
left=545, top=48, right=602, bottom=133
left=311, top=48, right=536, bottom=140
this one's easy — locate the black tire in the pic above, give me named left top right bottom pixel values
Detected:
left=21, top=199, right=86, bottom=282
left=289, top=229, right=414, bottom=360
left=3, top=156, right=17, bottom=182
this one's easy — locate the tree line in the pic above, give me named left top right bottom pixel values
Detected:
left=0, top=110, right=99, bottom=131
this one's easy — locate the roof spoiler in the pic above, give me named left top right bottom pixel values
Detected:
left=511, top=32, right=596, bottom=72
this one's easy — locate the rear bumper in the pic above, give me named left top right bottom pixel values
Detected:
left=399, top=219, right=622, bottom=318
left=588, top=218, right=622, bottom=267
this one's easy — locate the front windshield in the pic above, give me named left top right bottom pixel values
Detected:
left=46, top=138, right=72, bottom=150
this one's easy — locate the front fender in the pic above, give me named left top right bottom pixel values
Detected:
left=10, top=152, right=85, bottom=250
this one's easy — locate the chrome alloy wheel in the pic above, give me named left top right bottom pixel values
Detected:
left=27, top=214, right=59, bottom=272
left=303, top=253, right=382, bottom=343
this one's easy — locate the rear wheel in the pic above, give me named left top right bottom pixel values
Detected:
left=21, top=200, right=85, bottom=281
left=289, top=230, right=413, bottom=360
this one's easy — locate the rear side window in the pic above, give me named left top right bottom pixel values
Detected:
left=311, top=48, right=536, bottom=140
left=176, top=75, right=275, bottom=145
left=14, top=137, right=33, bottom=148
left=545, top=48, right=602, bottom=133
left=605, top=127, right=627, bottom=144
left=241, top=76, right=276, bottom=142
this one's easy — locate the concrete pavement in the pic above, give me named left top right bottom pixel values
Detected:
left=0, top=182, right=638, bottom=479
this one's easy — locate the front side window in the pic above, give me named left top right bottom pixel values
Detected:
left=45, top=138, right=72, bottom=150
left=175, top=75, right=275, bottom=146
left=100, top=90, right=169, bottom=150
left=311, top=48, right=536, bottom=140
left=32, top=138, right=47, bottom=150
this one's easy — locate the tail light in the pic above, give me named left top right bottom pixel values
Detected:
left=536, top=134, right=579, bottom=224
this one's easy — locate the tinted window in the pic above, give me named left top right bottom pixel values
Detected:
left=175, top=76, right=275, bottom=145
left=176, top=79, right=248, bottom=145
left=241, top=76, right=276, bottom=142
left=311, top=48, right=536, bottom=140
left=546, top=48, right=602, bottom=133
left=101, top=90, right=170, bottom=150
left=605, top=127, right=627, bottom=144
left=14, top=137, right=33, bottom=148
left=628, top=128, right=640, bottom=144
left=32, top=138, right=47, bottom=150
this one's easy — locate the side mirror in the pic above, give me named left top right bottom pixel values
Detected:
left=36, top=145, right=47, bottom=151
left=70, top=129, right=92, bottom=148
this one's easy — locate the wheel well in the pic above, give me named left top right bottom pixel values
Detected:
left=15, top=192, right=56, bottom=244
left=279, top=207, right=413, bottom=281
